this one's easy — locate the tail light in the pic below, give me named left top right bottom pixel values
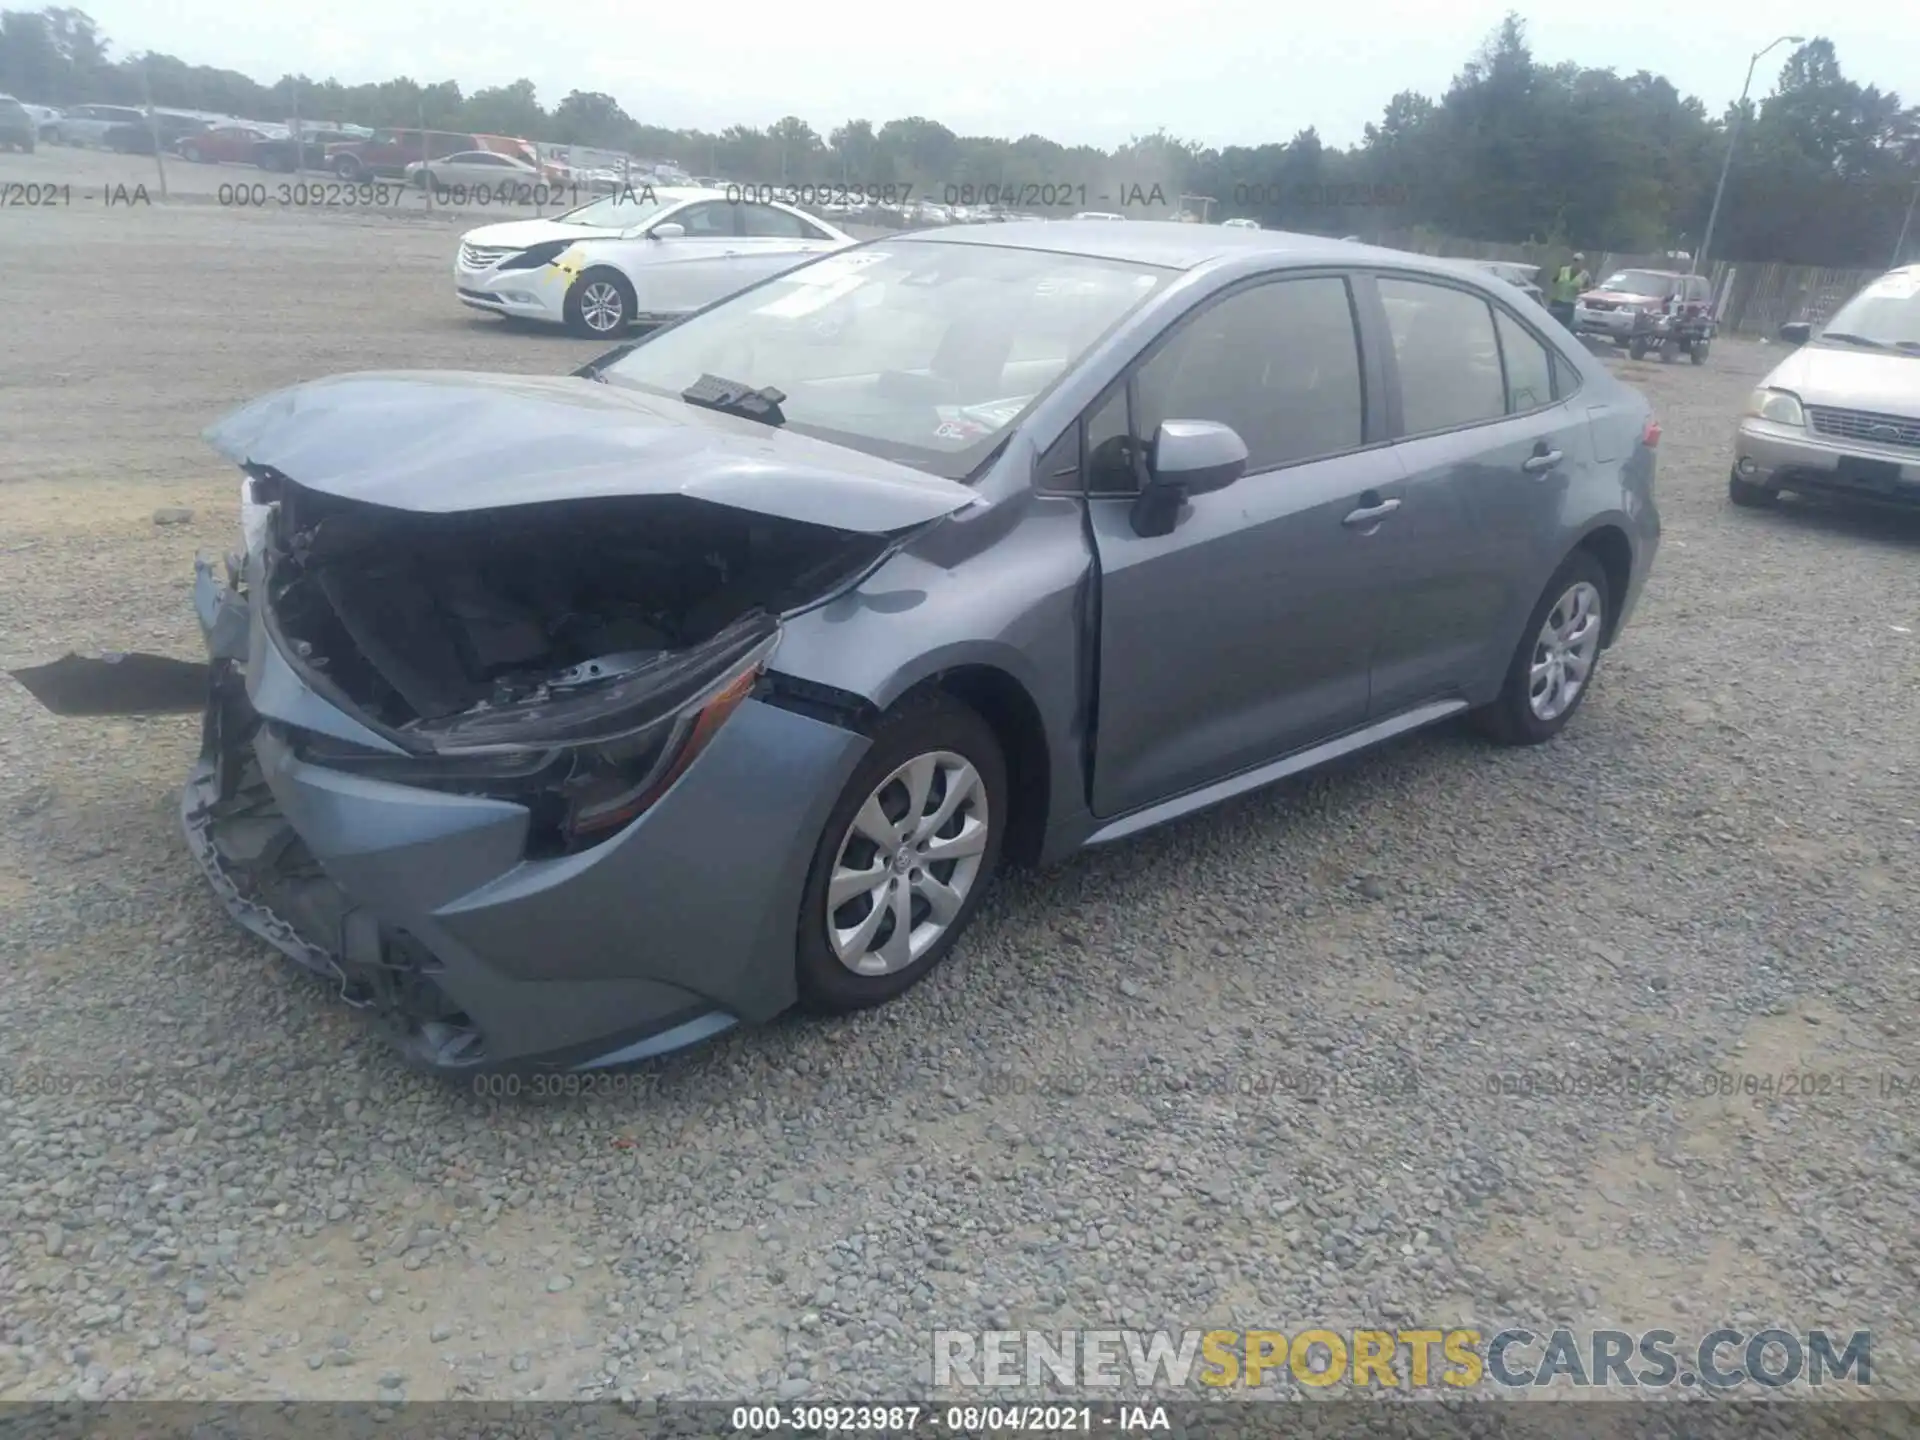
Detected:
left=1641, top=417, right=1661, bottom=449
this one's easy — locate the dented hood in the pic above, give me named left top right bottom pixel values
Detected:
left=203, top=371, right=981, bottom=533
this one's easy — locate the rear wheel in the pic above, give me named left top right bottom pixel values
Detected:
left=1728, top=469, right=1780, bottom=508
left=796, top=692, right=1005, bottom=1013
left=1627, top=336, right=1649, bottom=360
left=1473, top=551, right=1610, bottom=747
left=181, top=142, right=202, bottom=162
left=1689, top=338, right=1711, bottom=365
left=563, top=268, right=635, bottom=337
left=333, top=154, right=363, bottom=181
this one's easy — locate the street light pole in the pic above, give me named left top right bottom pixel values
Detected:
left=1693, top=33, right=1803, bottom=275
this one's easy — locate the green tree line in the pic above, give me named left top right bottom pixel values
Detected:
left=3, top=7, right=1914, bottom=266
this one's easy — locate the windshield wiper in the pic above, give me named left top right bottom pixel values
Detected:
left=681, top=373, right=787, bottom=426
left=571, top=339, right=645, bottom=381
left=1818, top=332, right=1888, bottom=349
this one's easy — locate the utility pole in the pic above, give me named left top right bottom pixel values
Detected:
left=291, top=80, right=303, bottom=180
left=138, top=56, right=168, bottom=200
left=1694, top=34, right=1802, bottom=274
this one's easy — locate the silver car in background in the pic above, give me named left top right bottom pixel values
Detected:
left=1731, top=265, right=1920, bottom=509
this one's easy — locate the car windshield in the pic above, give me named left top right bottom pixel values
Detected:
left=600, top=241, right=1172, bottom=478
left=1599, top=270, right=1676, bottom=297
left=1817, top=271, right=1920, bottom=350
left=555, top=191, right=674, bottom=227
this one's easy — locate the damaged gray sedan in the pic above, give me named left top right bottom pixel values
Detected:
left=13, top=224, right=1661, bottom=1074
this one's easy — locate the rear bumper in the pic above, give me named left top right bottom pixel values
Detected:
left=1734, top=418, right=1920, bottom=505
left=183, top=557, right=867, bottom=1075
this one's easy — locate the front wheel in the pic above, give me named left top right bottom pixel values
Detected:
left=563, top=268, right=635, bottom=337
left=180, top=143, right=202, bottom=162
left=795, top=692, right=1006, bottom=1013
left=1728, top=470, right=1780, bottom=508
left=332, top=155, right=363, bottom=181
left=1689, top=339, right=1710, bottom=365
left=1473, top=551, right=1610, bottom=746
left=1627, top=336, right=1649, bottom=360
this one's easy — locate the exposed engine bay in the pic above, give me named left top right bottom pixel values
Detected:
left=252, top=468, right=886, bottom=739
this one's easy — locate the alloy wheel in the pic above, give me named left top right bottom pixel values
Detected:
left=579, top=281, right=625, bottom=332
left=826, top=751, right=990, bottom=976
left=1528, top=580, right=1602, bottom=722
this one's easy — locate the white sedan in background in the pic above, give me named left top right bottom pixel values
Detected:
left=454, top=188, right=854, bottom=336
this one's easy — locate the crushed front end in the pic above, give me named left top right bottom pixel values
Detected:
left=169, top=474, right=878, bottom=1074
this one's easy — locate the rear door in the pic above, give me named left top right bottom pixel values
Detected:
left=1362, top=272, right=1586, bottom=714
left=1082, top=271, right=1400, bottom=818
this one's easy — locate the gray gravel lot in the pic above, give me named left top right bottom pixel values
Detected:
left=1, top=194, right=1918, bottom=1406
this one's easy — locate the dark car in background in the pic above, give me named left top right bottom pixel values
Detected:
left=12, top=225, right=1661, bottom=1077
left=252, top=127, right=363, bottom=172
left=328, top=128, right=483, bottom=180
left=103, top=110, right=213, bottom=155
left=0, top=94, right=35, bottom=152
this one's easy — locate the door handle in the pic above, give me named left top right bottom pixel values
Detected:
left=1342, top=497, right=1401, bottom=527
left=1523, top=449, right=1564, bottom=474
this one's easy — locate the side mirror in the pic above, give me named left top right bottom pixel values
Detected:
left=649, top=222, right=686, bottom=240
left=1778, top=321, right=1811, bottom=346
left=1129, top=420, right=1248, bottom=537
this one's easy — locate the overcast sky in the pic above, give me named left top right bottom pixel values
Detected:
left=76, top=0, right=1914, bottom=152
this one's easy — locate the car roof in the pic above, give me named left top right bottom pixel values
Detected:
left=900, top=220, right=1456, bottom=272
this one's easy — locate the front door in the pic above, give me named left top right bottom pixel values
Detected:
left=1086, top=272, right=1398, bottom=819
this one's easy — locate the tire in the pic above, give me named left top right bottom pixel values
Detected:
left=564, top=268, right=636, bottom=337
left=333, top=155, right=362, bottom=181
left=795, top=691, right=1006, bottom=1014
left=1627, top=336, right=1648, bottom=360
left=181, top=143, right=201, bottom=162
left=1689, top=339, right=1710, bottom=365
left=1472, top=550, right=1610, bottom=747
left=1728, top=469, right=1780, bottom=508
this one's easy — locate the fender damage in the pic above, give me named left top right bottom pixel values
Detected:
left=6, top=371, right=978, bottom=1073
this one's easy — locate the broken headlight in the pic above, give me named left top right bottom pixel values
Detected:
left=299, top=619, right=776, bottom=851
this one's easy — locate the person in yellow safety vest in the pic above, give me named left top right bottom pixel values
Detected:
left=1548, top=252, right=1590, bottom=330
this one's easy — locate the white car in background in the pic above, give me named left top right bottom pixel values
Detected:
left=1071, top=211, right=1126, bottom=221
left=454, top=187, right=854, bottom=336
left=1221, top=217, right=1260, bottom=230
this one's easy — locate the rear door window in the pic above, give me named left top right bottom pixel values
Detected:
left=1378, top=277, right=1507, bottom=434
left=1491, top=308, right=1556, bottom=414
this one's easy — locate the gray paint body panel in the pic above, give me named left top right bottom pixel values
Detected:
left=204, top=370, right=979, bottom=532
left=34, top=224, right=1662, bottom=1073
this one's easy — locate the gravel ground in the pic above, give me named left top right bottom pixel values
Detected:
left=1, top=197, right=1918, bottom=1407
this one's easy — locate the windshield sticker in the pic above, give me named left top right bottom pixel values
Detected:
left=787, top=252, right=889, bottom=285
left=754, top=274, right=867, bottom=319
